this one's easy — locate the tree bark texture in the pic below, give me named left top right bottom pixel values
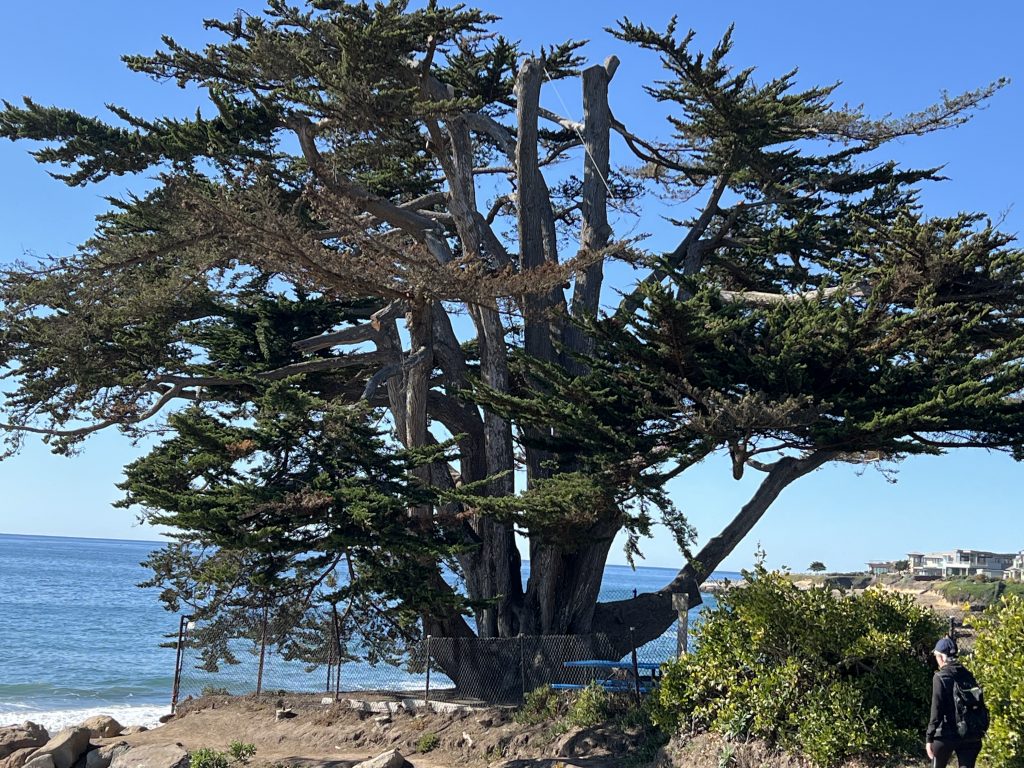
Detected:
left=566, top=58, right=616, bottom=362
left=593, top=451, right=836, bottom=655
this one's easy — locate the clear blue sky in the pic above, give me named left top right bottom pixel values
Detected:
left=0, top=2, right=1021, bottom=572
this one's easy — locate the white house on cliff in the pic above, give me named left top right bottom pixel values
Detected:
left=907, top=549, right=1022, bottom=580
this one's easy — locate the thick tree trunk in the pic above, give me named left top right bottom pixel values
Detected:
left=521, top=516, right=620, bottom=635
left=515, top=59, right=561, bottom=484
left=566, top=58, right=616, bottom=360
left=404, top=300, right=434, bottom=521
left=517, top=58, right=621, bottom=639
left=421, top=109, right=523, bottom=638
left=465, top=302, right=523, bottom=637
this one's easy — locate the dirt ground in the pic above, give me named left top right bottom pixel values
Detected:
left=106, top=692, right=939, bottom=768
left=111, top=692, right=656, bottom=767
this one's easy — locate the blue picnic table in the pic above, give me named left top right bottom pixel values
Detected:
left=551, top=659, right=662, bottom=693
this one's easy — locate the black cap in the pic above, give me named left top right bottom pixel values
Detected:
left=933, top=637, right=958, bottom=657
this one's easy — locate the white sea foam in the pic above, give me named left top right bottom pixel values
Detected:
left=0, top=704, right=170, bottom=735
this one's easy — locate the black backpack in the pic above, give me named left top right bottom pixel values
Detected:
left=952, top=675, right=990, bottom=741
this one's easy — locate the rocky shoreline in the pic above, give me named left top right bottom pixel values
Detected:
left=0, top=710, right=428, bottom=768
left=0, top=696, right=642, bottom=768
left=0, top=717, right=156, bottom=768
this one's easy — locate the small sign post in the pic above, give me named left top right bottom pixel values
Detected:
left=672, top=594, right=689, bottom=657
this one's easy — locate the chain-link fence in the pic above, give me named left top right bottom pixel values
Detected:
left=171, top=595, right=691, bottom=709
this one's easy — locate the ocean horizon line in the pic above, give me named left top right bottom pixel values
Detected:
left=0, top=532, right=745, bottom=573
left=0, top=531, right=168, bottom=545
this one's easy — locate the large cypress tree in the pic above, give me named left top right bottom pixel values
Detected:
left=1, top=2, right=1021, bottom=666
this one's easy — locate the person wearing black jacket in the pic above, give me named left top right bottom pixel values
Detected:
left=925, top=636, right=984, bottom=768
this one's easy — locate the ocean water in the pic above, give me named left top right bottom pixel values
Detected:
left=0, top=533, right=736, bottom=732
left=0, top=535, right=173, bottom=732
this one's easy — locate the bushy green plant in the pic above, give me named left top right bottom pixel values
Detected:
left=190, top=749, right=229, bottom=768
left=227, top=742, right=256, bottom=764
left=650, top=567, right=943, bottom=767
left=415, top=731, right=439, bottom=753
left=967, top=595, right=1024, bottom=768
left=940, top=578, right=1002, bottom=606
left=939, top=578, right=1024, bottom=607
left=516, top=684, right=560, bottom=725
left=568, top=682, right=610, bottom=728
left=189, top=742, right=256, bottom=768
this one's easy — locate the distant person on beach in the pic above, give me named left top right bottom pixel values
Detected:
left=925, top=636, right=988, bottom=768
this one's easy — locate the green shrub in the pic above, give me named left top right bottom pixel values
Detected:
left=967, top=595, right=1024, bottom=768
left=200, top=685, right=231, bottom=697
left=516, top=684, right=560, bottom=725
left=227, top=742, right=256, bottom=764
left=190, top=749, right=229, bottom=768
left=190, top=743, right=256, bottom=768
left=567, top=682, right=610, bottom=728
left=939, top=578, right=1024, bottom=607
left=650, top=567, right=943, bottom=767
left=940, top=577, right=1002, bottom=606
left=415, top=731, right=439, bottom=753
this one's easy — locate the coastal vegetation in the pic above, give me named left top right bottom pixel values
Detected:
left=650, top=567, right=943, bottom=767
left=414, top=731, right=439, bottom=753
left=188, top=742, right=257, bottom=768
left=938, top=577, right=1024, bottom=608
left=1, top=0, right=1024, bottom=698
left=967, top=596, right=1024, bottom=767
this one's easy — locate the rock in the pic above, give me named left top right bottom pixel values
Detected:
left=156, top=716, right=174, bottom=725
left=553, top=726, right=587, bottom=758
left=109, top=745, right=188, bottom=768
left=475, top=716, right=493, bottom=728
left=274, top=709, right=296, bottom=721
left=69, top=748, right=91, bottom=768
left=320, top=697, right=335, bottom=705
left=372, top=714, right=391, bottom=725
left=86, top=743, right=129, bottom=768
left=27, top=729, right=91, bottom=768
left=508, top=732, right=530, bottom=749
left=0, top=723, right=49, bottom=760
left=351, top=749, right=406, bottom=768
left=117, top=729, right=146, bottom=737
left=21, top=755, right=55, bottom=768
left=77, top=718, right=122, bottom=740
left=0, top=747, right=39, bottom=768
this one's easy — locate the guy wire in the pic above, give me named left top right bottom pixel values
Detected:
left=541, top=65, right=614, bottom=199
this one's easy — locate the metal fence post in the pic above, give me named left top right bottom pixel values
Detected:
left=331, top=605, right=343, bottom=700
left=256, top=606, right=269, bottom=696
left=170, top=615, right=189, bottom=713
left=519, top=634, right=526, bottom=703
left=424, top=635, right=432, bottom=705
left=629, top=626, right=640, bottom=698
left=673, top=593, right=689, bottom=656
